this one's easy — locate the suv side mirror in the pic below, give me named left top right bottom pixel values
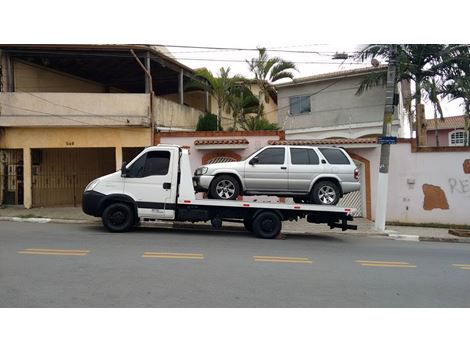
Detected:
left=249, top=157, right=259, bottom=165
left=121, top=161, right=128, bottom=177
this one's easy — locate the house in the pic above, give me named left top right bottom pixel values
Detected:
left=275, top=65, right=409, bottom=140
left=0, top=44, right=208, bottom=208
left=425, top=115, right=468, bottom=147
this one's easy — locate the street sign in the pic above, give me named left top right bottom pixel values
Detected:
left=377, top=136, right=397, bottom=145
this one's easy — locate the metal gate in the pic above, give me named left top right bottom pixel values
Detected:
left=207, top=156, right=237, bottom=164
left=32, top=148, right=115, bottom=207
left=0, top=149, right=24, bottom=205
left=337, top=159, right=364, bottom=217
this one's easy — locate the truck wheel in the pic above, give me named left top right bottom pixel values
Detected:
left=209, top=175, right=240, bottom=200
left=252, top=211, right=281, bottom=239
left=311, top=181, right=340, bottom=205
left=102, top=203, right=134, bottom=232
left=243, top=218, right=253, bottom=232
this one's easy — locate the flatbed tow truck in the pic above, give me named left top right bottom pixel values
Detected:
left=82, top=145, right=357, bottom=239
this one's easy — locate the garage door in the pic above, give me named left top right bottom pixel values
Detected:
left=32, top=148, right=115, bottom=207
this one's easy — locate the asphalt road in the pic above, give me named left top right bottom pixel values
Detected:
left=1, top=221, right=469, bottom=307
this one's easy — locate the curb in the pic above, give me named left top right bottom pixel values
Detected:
left=0, top=216, right=97, bottom=224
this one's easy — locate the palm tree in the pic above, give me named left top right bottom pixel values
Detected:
left=356, top=44, right=447, bottom=137
left=422, top=78, right=444, bottom=146
left=247, top=47, right=297, bottom=120
left=186, top=67, right=241, bottom=130
left=228, top=83, right=259, bottom=130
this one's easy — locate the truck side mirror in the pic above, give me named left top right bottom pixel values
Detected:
left=249, top=157, right=259, bottom=165
left=121, top=161, right=128, bottom=177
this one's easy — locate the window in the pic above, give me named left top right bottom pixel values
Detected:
left=289, top=95, right=311, bottom=115
left=319, top=148, right=350, bottom=165
left=126, top=151, right=170, bottom=178
left=449, top=130, right=468, bottom=146
left=290, top=148, right=319, bottom=165
left=254, top=148, right=285, bottom=165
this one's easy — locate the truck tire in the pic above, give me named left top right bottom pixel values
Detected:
left=311, top=181, right=340, bottom=205
left=252, top=211, right=281, bottom=239
left=209, top=175, right=240, bottom=200
left=102, top=202, right=134, bottom=232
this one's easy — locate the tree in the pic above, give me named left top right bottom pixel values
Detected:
left=422, top=78, right=444, bottom=146
left=228, top=83, right=259, bottom=130
left=186, top=67, right=241, bottom=130
left=356, top=44, right=447, bottom=137
left=247, top=48, right=297, bottom=120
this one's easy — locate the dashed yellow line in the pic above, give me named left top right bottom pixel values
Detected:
left=356, top=260, right=416, bottom=268
left=254, top=256, right=313, bottom=264
left=142, top=252, right=204, bottom=260
left=453, top=264, right=470, bottom=270
left=18, top=248, right=90, bottom=256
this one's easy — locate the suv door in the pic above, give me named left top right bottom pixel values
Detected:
left=244, top=147, right=288, bottom=192
left=288, top=147, right=323, bottom=193
left=124, top=149, right=177, bottom=219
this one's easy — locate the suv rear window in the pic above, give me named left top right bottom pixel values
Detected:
left=319, top=148, right=350, bottom=165
left=290, top=148, right=319, bottom=165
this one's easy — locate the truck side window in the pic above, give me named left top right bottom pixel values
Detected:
left=255, top=148, right=285, bottom=165
left=126, top=154, right=146, bottom=178
left=142, top=151, right=170, bottom=176
left=291, top=148, right=319, bottom=165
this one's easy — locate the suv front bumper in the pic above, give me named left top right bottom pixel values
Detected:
left=192, top=175, right=214, bottom=193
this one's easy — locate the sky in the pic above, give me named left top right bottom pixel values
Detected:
left=3, top=1, right=468, bottom=118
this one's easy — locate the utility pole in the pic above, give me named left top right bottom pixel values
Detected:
left=375, top=45, right=398, bottom=231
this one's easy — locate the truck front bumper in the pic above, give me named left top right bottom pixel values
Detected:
left=82, top=190, right=105, bottom=217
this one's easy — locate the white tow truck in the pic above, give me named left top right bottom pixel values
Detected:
left=82, top=145, right=357, bottom=239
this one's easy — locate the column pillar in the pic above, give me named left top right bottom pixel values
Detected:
left=115, top=146, right=123, bottom=171
left=23, top=147, right=32, bottom=209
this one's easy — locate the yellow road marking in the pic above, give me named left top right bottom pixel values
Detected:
left=18, top=251, right=88, bottom=256
left=254, top=256, right=311, bottom=261
left=453, top=264, right=470, bottom=270
left=453, top=264, right=470, bottom=267
left=356, top=260, right=411, bottom=265
left=143, top=252, right=203, bottom=256
left=359, top=263, right=416, bottom=268
left=254, top=258, right=313, bottom=264
left=23, top=248, right=90, bottom=253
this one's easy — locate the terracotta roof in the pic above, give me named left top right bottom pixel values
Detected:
left=275, top=65, right=388, bottom=88
left=426, top=116, right=466, bottom=130
left=194, top=139, right=249, bottom=145
left=269, top=138, right=377, bottom=145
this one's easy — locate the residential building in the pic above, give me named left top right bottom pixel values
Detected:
left=425, top=115, right=468, bottom=147
left=0, top=44, right=207, bottom=208
left=275, top=65, right=409, bottom=140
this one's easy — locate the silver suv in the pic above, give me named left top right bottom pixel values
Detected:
left=193, top=145, right=360, bottom=205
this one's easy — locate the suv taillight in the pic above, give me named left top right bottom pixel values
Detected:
left=354, top=168, right=359, bottom=180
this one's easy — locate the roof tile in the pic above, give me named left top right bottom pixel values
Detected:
left=194, top=139, right=250, bottom=145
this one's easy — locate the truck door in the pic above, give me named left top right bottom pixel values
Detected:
left=124, top=149, right=177, bottom=219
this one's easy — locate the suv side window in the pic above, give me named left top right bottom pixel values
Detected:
left=254, top=148, right=285, bottom=165
left=127, top=151, right=170, bottom=178
left=319, top=148, right=350, bottom=165
left=290, top=148, right=319, bottom=165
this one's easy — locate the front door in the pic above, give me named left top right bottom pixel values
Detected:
left=124, top=149, right=177, bottom=219
left=244, top=147, right=288, bottom=192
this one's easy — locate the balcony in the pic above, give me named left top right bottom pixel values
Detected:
left=0, top=92, right=151, bottom=127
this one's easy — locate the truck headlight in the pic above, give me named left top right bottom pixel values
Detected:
left=195, top=167, right=208, bottom=176
left=85, top=179, right=100, bottom=191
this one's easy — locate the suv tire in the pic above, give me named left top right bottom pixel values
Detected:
left=209, top=175, right=240, bottom=200
left=311, top=181, right=340, bottom=206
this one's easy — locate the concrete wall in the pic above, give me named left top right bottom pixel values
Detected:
left=357, top=142, right=470, bottom=226
left=277, top=75, right=393, bottom=132
left=0, top=92, right=150, bottom=127
left=154, top=96, right=203, bottom=130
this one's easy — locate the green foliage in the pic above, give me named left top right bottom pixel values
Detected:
left=229, top=84, right=260, bottom=129
left=196, top=112, right=221, bottom=131
left=240, top=116, right=280, bottom=131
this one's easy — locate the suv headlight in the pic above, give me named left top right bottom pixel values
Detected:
left=195, top=167, right=208, bottom=176
left=85, top=179, right=100, bottom=191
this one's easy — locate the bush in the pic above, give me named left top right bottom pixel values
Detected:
left=196, top=112, right=222, bottom=131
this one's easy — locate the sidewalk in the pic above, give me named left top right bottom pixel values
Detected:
left=1, top=205, right=469, bottom=243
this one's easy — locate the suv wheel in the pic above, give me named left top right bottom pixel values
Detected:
left=209, top=175, right=240, bottom=200
left=311, top=181, right=340, bottom=206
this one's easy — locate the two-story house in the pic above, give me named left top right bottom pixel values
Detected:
left=275, top=65, right=408, bottom=140
left=0, top=44, right=207, bottom=208
left=425, top=116, right=468, bottom=147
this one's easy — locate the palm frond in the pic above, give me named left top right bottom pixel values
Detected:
left=355, top=71, right=387, bottom=96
